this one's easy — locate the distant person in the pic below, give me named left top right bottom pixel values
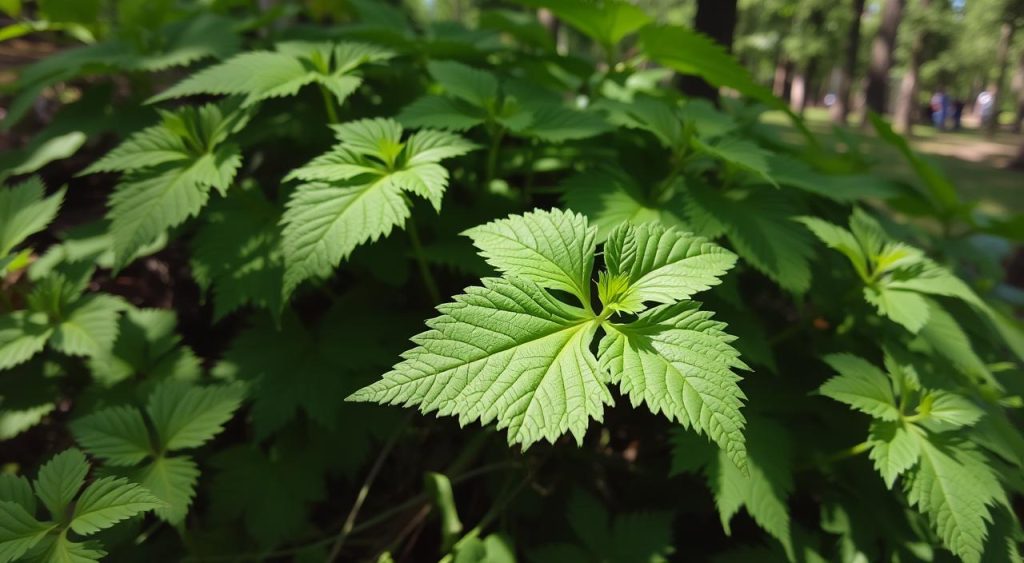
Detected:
left=977, top=90, right=994, bottom=125
left=952, top=99, right=965, bottom=130
left=931, top=89, right=950, bottom=130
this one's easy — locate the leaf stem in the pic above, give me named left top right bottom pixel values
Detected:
left=824, top=440, right=872, bottom=464
left=407, top=217, right=441, bottom=305
left=484, top=127, right=506, bottom=186
left=318, top=85, right=340, bottom=124
left=325, top=418, right=407, bottom=562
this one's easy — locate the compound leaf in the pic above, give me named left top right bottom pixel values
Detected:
left=71, top=406, right=153, bottom=467
left=69, top=477, right=162, bottom=536
left=34, top=449, right=88, bottom=521
left=146, top=381, right=245, bottom=451
left=820, top=354, right=900, bottom=421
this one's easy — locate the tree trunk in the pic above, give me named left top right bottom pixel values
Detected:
left=676, top=0, right=738, bottom=101
left=790, top=71, right=807, bottom=113
left=773, top=58, right=789, bottom=98
left=892, top=0, right=929, bottom=134
left=861, top=0, right=905, bottom=123
left=985, top=22, right=1015, bottom=138
left=832, top=0, right=867, bottom=124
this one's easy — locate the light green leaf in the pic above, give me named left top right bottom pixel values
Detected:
left=924, top=392, right=984, bottom=428
left=905, top=440, right=1000, bottom=563
left=70, top=406, right=153, bottom=466
left=600, top=301, right=748, bottom=472
left=146, top=381, right=245, bottom=451
left=348, top=276, right=611, bottom=448
left=0, top=501, right=55, bottom=563
left=916, top=301, right=994, bottom=388
left=692, top=136, right=775, bottom=186
left=864, top=285, right=931, bottom=334
left=0, top=476, right=35, bottom=514
left=603, top=221, right=736, bottom=311
left=128, top=456, right=198, bottom=525
left=820, top=354, right=900, bottom=421
left=463, top=209, right=597, bottom=303
left=29, top=531, right=105, bottom=563
left=107, top=146, right=242, bottom=269
left=148, top=51, right=313, bottom=106
left=69, top=477, right=162, bottom=535
left=0, top=177, right=65, bottom=257
left=0, top=312, right=52, bottom=371
left=868, top=420, right=921, bottom=488
left=79, top=125, right=187, bottom=175
left=518, top=0, right=651, bottom=49
left=34, top=449, right=88, bottom=520
left=49, top=295, right=124, bottom=358
left=797, top=216, right=869, bottom=281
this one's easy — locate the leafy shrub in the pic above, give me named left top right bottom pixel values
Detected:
left=1, top=1, right=1022, bottom=562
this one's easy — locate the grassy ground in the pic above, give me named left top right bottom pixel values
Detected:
left=761, top=107, right=1024, bottom=215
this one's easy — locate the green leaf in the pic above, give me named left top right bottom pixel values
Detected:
left=603, top=222, right=736, bottom=312
left=797, top=216, right=869, bottom=281
left=349, top=276, right=611, bottom=448
left=0, top=177, right=65, bottom=257
left=79, top=125, right=188, bottom=175
left=0, top=476, right=35, bottom=514
left=463, top=209, right=597, bottom=304
left=691, top=136, right=775, bottom=186
left=599, top=301, right=748, bottom=472
left=34, top=449, right=88, bottom=521
left=127, top=456, right=198, bottom=525
left=561, top=170, right=683, bottom=241
left=32, top=535, right=105, bottom=562
left=867, top=112, right=960, bottom=212
left=905, top=439, right=1000, bottom=563
left=107, top=147, right=242, bottom=268
left=86, top=308, right=200, bottom=386
left=149, top=41, right=393, bottom=106
left=685, top=185, right=813, bottom=294
left=916, top=301, right=994, bottom=388
left=0, top=312, right=52, bottom=371
left=0, top=501, right=55, bottom=563
left=69, top=477, right=162, bottom=536
left=146, top=381, right=245, bottom=451
left=820, top=354, right=900, bottom=421
left=48, top=295, right=124, bottom=358
left=426, top=60, right=498, bottom=108
left=398, top=95, right=484, bottom=131
left=70, top=406, right=153, bottom=466
left=190, top=186, right=284, bottom=319
left=924, top=392, right=984, bottom=428
left=281, top=119, right=474, bottom=296
left=517, top=0, right=651, bottom=49
left=706, top=420, right=793, bottom=556
left=868, top=420, right=921, bottom=488
left=864, top=285, right=931, bottom=334
left=509, top=105, right=611, bottom=142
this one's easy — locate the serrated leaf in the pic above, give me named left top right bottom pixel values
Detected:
left=926, top=392, right=984, bottom=428
left=705, top=419, right=793, bottom=556
left=86, top=308, right=200, bottom=386
left=107, top=147, right=242, bottom=268
left=864, top=285, right=930, bottom=333
left=190, top=186, right=284, bottom=319
left=916, top=301, right=994, bottom=388
left=0, top=312, right=52, bottom=371
left=599, top=301, right=748, bottom=472
left=282, top=119, right=473, bottom=296
left=0, top=476, right=35, bottom=515
left=0, top=501, right=55, bottom=563
left=79, top=125, right=188, bottom=175
left=797, top=216, right=869, bottom=281
left=463, top=209, right=597, bottom=303
left=906, top=439, right=1000, bottom=563
left=127, top=456, right=198, bottom=525
left=0, top=177, right=65, bottom=257
left=561, top=170, right=684, bottom=240
left=349, top=276, right=611, bottom=447
left=34, top=449, right=88, bottom=521
left=25, top=532, right=105, bottom=563
left=519, top=0, right=651, bottom=48
left=685, top=184, right=812, bottom=294
left=692, top=136, right=775, bottom=186
left=49, top=295, right=123, bottom=358
left=146, top=381, right=245, bottom=451
left=510, top=105, right=611, bottom=142
left=70, top=407, right=152, bottom=466
left=868, top=420, right=922, bottom=488
left=69, top=477, right=162, bottom=535
left=603, top=222, right=735, bottom=311
left=820, top=354, right=900, bottom=421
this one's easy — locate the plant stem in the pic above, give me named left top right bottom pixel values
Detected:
left=319, top=85, right=340, bottom=124
left=484, top=127, right=506, bottom=186
left=325, top=419, right=407, bottom=562
left=407, top=217, right=441, bottom=304
left=824, top=440, right=872, bottom=464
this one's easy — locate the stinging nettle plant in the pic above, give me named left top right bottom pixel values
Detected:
left=349, top=209, right=750, bottom=470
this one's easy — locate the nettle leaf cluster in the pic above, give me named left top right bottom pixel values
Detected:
left=0, top=0, right=1022, bottom=561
